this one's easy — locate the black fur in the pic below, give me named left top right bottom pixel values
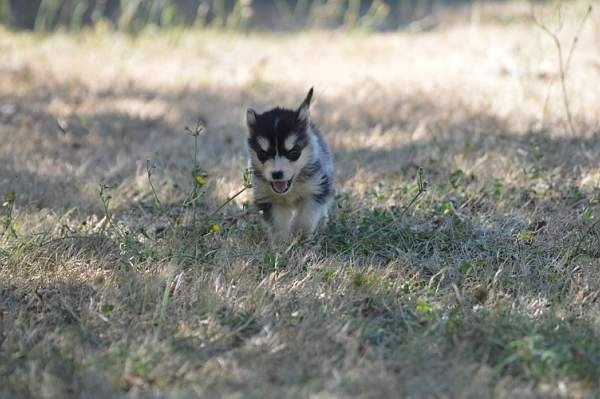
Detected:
left=247, top=108, right=309, bottom=162
left=297, top=160, right=321, bottom=181
left=313, top=175, right=332, bottom=204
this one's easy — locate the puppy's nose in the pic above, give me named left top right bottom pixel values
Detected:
left=271, top=171, right=284, bottom=180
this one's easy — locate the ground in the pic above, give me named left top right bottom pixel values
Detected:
left=1, top=3, right=600, bottom=398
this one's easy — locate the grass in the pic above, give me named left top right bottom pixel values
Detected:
left=1, top=2, right=600, bottom=397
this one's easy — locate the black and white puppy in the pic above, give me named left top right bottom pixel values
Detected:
left=246, top=88, right=333, bottom=241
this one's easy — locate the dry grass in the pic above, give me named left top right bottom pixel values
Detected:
left=2, top=2, right=600, bottom=398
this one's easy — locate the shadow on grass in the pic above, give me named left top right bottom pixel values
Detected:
left=345, top=291, right=600, bottom=390
left=1, top=219, right=600, bottom=396
left=1, top=81, right=599, bottom=209
left=1, top=81, right=599, bottom=293
left=0, top=267, right=268, bottom=397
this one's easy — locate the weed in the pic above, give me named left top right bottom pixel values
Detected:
left=184, top=119, right=206, bottom=227
left=146, top=160, right=162, bottom=207
left=532, top=3, right=593, bottom=135
left=98, top=183, right=119, bottom=234
left=1, top=187, right=17, bottom=238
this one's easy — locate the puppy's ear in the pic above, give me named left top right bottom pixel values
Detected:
left=246, top=108, right=257, bottom=133
left=297, top=87, right=313, bottom=125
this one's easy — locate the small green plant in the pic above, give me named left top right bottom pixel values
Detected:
left=582, top=208, right=594, bottom=220
left=415, top=297, right=434, bottom=321
left=100, top=303, right=115, bottom=317
left=517, top=229, right=535, bottom=242
left=262, top=251, right=281, bottom=273
left=322, top=268, right=337, bottom=282
left=98, top=183, right=121, bottom=235
left=352, top=271, right=371, bottom=288
left=491, top=178, right=503, bottom=201
left=449, top=169, right=465, bottom=189
left=1, top=187, right=17, bottom=238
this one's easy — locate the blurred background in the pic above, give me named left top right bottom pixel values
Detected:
left=2, top=0, right=520, bottom=32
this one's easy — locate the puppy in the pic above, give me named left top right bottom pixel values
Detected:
left=246, top=88, right=333, bottom=241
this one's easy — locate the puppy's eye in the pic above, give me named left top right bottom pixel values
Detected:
left=257, top=149, right=268, bottom=160
left=287, top=147, right=301, bottom=160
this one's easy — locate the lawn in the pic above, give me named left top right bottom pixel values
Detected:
left=1, top=3, right=600, bottom=398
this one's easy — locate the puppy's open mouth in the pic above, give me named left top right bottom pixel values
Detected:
left=270, top=179, right=293, bottom=194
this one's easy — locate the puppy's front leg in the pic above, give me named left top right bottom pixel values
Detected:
left=293, top=199, right=326, bottom=239
left=264, top=204, right=294, bottom=242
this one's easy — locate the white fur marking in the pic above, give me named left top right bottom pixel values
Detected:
left=298, top=104, right=309, bottom=123
left=284, top=134, right=297, bottom=151
left=257, top=137, right=270, bottom=152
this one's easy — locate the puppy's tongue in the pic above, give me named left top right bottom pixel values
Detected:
left=272, top=181, right=288, bottom=193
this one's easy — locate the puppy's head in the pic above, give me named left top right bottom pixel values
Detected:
left=246, top=88, right=314, bottom=195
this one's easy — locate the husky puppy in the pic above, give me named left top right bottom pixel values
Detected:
left=246, top=88, right=333, bottom=241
